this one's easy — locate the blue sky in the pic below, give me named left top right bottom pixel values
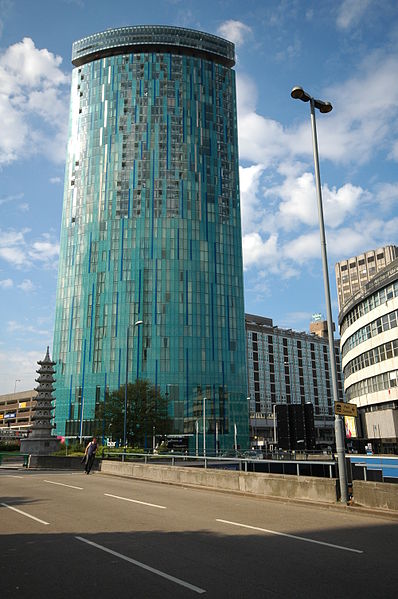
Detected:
left=1, top=0, right=397, bottom=393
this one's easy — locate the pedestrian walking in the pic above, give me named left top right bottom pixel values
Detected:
left=84, top=437, right=98, bottom=474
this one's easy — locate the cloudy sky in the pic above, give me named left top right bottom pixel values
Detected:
left=1, top=0, right=397, bottom=393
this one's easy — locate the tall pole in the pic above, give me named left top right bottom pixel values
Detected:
left=14, top=379, right=21, bottom=394
left=273, top=403, right=277, bottom=444
left=124, top=326, right=129, bottom=449
left=309, top=99, right=348, bottom=503
left=247, top=396, right=251, bottom=447
left=195, top=420, right=199, bottom=456
left=234, top=423, right=237, bottom=451
left=203, top=397, right=206, bottom=457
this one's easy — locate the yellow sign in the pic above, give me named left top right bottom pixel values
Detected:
left=345, top=416, right=358, bottom=438
left=0, top=414, right=3, bottom=420
left=19, top=402, right=27, bottom=408
left=334, top=401, right=357, bottom=417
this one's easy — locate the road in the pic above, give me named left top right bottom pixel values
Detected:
left=1, top=468, right=397, bottom=598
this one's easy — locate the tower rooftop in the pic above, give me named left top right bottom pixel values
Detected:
left=72, top=25, right=235, bottom=68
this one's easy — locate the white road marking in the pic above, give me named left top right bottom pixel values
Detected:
left=75, top=536, right=206, bottom=594
left=104, top=493, right=166, bottom=509
left=1, top=502, right=50, bottom=525
left=4, top=475, right=24, bottom=478
left=216, top=519, right=364, bottom=554
left=43, top=480, right=83, bottom=490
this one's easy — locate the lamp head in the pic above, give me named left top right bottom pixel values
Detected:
left=317, top=101, right=333, bottom=113
left=291, top=86, right=311, bottom=102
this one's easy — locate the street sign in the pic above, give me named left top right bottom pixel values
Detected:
left=334, top=401, right=357, bottom=417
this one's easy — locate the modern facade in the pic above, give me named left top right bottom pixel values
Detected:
left=53, top=26, right=248, bottom=451
left=339, top=258, right=398, bottom=453
left=335, top=245, right=398, bottom=311
left=245, top=314, right=344, bottom=448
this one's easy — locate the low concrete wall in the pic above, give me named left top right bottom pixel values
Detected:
left=352, top=481, right=398, bottom=511
left=100, top=460, right=339, bottom=503
left=28, top=455, right=99, bottom=470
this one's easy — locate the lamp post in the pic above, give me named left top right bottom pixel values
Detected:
left=124, top=320, right=143, bottom=449
left=203, top=397, right=207, bottom=457
left=247, top=396, right=252, bottom=446
left=273, top=403, right=277, bottom=445
left=195, top=419, right=199, bottom=456
left=291, top=86, right=348, bottom=503
left=14, top=379, right=21, bottom=394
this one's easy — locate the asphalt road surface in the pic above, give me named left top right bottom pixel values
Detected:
left=1, top=468, right=397, bottom=598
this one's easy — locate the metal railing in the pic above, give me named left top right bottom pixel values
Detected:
left=100, top=450, right=337, bottom=479
left=0, top=453, right=29, bottom=467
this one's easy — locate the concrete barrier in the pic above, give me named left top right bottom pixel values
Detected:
left=352, top=481, right=398, bottom=511
left=28, top=455, right=99, bottom=470
left=99, top=460, right=339, bottom=503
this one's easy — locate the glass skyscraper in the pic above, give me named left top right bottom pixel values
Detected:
left=53, top=26, right=248, bottom=451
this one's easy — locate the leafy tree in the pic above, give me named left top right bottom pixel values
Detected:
left=96, top=379, right=172, bottom=447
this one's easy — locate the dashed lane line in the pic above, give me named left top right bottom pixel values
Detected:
left=216, top=519, right=364, bottom=554
left=104, top=493, right=167, bottom=509
left=1, top=502, right=50, bottom=525
left=43, top=480, right=84, bottom=490
left=75, top=536, right=206, bottom=594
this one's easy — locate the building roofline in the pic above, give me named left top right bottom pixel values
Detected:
left=339, top=257, right=398, bottom=325
left=72, top=25, right=235, bottom=68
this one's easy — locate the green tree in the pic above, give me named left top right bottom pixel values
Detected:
left=96, top=380, right=172, bottom=447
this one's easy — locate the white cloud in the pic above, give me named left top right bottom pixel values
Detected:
left=7, top=320, right=49, bottom=336
left=217, top=20, right=252, bottom=46
left=336, top=0, right=372, bottom=29
left=237, top=52, right=398, bottom=170
left=49, top=176, right=62, bottom=184
left=0, top=37, right=69, bottom=165
left=0, top=347, right=50, bottom=394
left=283, top=232, right=321, bottom=264
left=389, top=140, right=398, bottom=162
left=242, top=232, right=279, bottom=269
left=0, top=278, right=13, bottom=289
left=239, top=164, right=266, bottom=233
left=267, top=173, right=367, bottom=231
left=18, top=279, right=36, bottom=292
left=28, top=237, right=60, bottom=265
left=0, top=192, right=24, bottom=206
left=0, top=228, right=59, bottom=269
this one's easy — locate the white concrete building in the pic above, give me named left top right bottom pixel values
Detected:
left=339, top=258, right=398, bottom=452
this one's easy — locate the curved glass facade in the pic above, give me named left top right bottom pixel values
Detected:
left=53, top=26, right=248, bottom=450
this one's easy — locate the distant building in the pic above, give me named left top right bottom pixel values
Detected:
left=335, top=245, right=398, bottom=311
left=339, top=258, right=398, bottom=453
left=0, top=390, right=37, bottom=434
left=245, top=314, right=344, bottom=449
left=309, top=318, right=335, bottom=340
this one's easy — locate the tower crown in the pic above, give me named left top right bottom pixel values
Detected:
left=72, top=25, right=235, bottom=68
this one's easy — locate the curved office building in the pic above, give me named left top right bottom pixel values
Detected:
left=340, top=259, right=398, bottom=451
left=53, top=26, right=248, bottom=450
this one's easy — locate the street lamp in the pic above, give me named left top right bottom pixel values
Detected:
left=247, top=396, right=252, bottom=446
left=14, top=379, right=21, bottom=394
left=291, top=85, right=348, bottom=503
left=124, top=320, right=143, bottom=449
left=203, top=397, right=207, bottom=457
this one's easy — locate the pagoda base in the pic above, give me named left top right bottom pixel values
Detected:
left=20, top=436, right=60, bottom=456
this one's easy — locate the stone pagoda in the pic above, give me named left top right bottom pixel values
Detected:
left=20, top=347, right=60, bottom=455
